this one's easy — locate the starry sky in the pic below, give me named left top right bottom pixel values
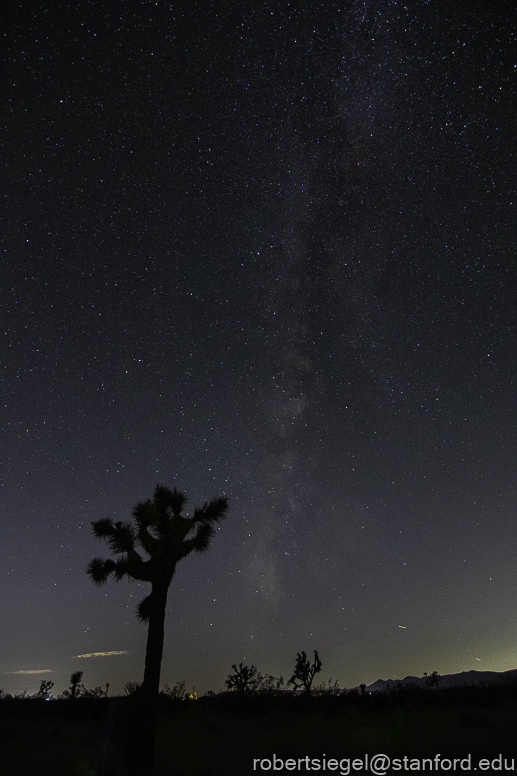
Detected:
left=3, top=0, right=516, bottom=697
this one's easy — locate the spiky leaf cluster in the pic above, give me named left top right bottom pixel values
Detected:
left=87, top=484, right=229, bottom=622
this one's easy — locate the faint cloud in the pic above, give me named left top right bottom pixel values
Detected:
left=7, top=669, right=53, bottom=675
left=74, top=650, right=130, bottom=658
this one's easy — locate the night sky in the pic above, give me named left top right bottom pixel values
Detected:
left=3, top=0, right=516, bottom=698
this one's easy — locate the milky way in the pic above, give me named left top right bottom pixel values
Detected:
left=3, top=0, right=515, bottom=696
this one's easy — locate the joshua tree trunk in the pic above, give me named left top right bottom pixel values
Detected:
left=142, top=582, right=170, bottom=694
left=129, top=581, right=170, bottom=776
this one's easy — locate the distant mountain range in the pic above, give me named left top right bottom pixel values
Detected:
left=363, top=668, right=517, bottom=693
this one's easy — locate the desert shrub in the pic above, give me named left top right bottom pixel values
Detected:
left=35, top=680, right=54, bottom=700
left=162, top=680, right=187, bottom=699
left=81, top=686, right=106, bottom=699
left=314, top=679, right=340, bottom=696
left=256, top=673, right=285, bottom=694
left=122, top=681, right=141, bottom=697
left=57, top=671, right=109, bottom=702
left=424, top=671, right=442, bottom=689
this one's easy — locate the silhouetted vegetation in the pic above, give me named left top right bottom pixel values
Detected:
left=70, top=671, right=83, bottom=700
left=256, top=672, right=285, bottom=693
left=122, top=681, right=142, bottom=697
left=162, top=679, right=187, bottom=699
left=226, top=663, right=259, bottom=692
left=314, top=678, right=340, bottom=695
left=35, top=680, right=54, bottom=700
left=60, top=672, right=106, bottom=700
left=288, top=649, right=322, bottom=696
left=2, top=677, right=517, bottom=774
left=424, top=670, right=442, bottom=689
left=161, top=680, right=198, bottom=700
left=87, top=483, right=229, bottom=775
left=225, top=663, right=286, bottom=694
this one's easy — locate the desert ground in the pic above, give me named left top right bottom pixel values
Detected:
left=2, top=684, right=517, bottom=775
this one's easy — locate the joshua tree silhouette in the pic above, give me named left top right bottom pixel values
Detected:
left=88, top=484, right=229, bottom=694
left=424, top=670, right=442, bottom=689
left=87, top=483, right=229, bottom=774
left=225, top=663, right=259, bottom=692
left=288, top=650, right=322, bottom=696
left=70, top=671, right=83, bottom=701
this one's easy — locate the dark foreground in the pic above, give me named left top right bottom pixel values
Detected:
left=2, top=684, right=517, bottom=775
